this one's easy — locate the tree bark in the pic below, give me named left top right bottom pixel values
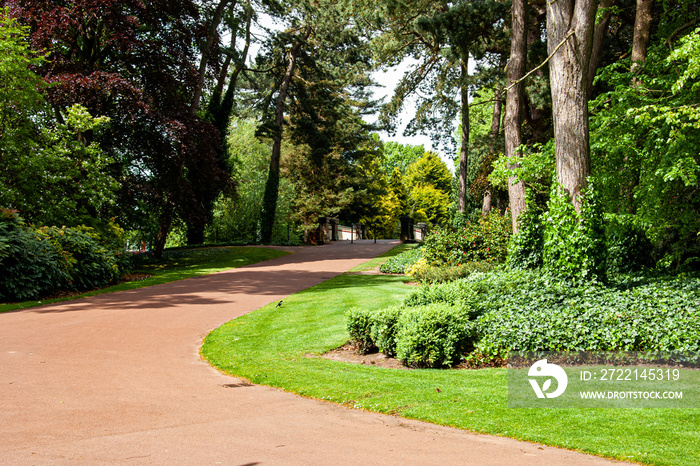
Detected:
left=260, top=27, right=311, bottom=243
left=482, top=85, right=504, bottom=215
left=504, top=0, right=528, bottom=233
left=214, top=33, right=235, bottom=98
left=546, top=0, right=597, bottom=210
left=153, top=204, right=174, bottom=259
left=587, top=0, right=613, bottom=96
left=630, top=0, right=653, bottom=75
left=191, top=0, right=235, bottom=116
left=457, top=56, right=469, bottom=213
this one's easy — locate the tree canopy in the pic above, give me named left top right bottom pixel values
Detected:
left=0, top=0, right=698, bottom=269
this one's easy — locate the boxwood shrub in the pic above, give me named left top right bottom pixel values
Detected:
left=345, top=307, right=377, bottom=354
left=395, top=303, right=473, bottom=368
left=369, top=306, right=403, bottom=357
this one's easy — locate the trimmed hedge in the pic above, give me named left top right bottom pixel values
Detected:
left=345, top=307, right=377, bottom=354
left=369, top=306, right=402, bottom=357
left=395, top=304, right=472, bottom=368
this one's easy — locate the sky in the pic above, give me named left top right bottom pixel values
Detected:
left=369, top=64, right=439, bottom=151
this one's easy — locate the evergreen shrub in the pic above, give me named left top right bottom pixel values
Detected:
left=395, top=303, right=472, bottom=368
left=345, top=307, right=376, bottom=354
left=369, top=306, right=403, bottom=357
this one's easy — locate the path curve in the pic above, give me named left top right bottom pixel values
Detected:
left=1, top=240, right=623, bottom=465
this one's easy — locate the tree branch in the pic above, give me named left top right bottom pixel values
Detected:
left=504, top=29, right=575, bottom=92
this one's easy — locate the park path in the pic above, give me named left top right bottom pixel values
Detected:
left=0, top=240, right=623, bottom=465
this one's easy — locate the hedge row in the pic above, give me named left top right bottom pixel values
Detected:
left=0, top=209, right=128, bottom=301
left=346, top=303, right=473, bottom=368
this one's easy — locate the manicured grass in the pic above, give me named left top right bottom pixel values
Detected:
left=0, top=246, right=289, bottom=313
left=348, top=242, right=419, bottom=272
left=202, top=271, right=700, bottom=466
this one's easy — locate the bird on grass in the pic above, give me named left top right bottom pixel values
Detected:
left=276, top=301, right=283, bottom=308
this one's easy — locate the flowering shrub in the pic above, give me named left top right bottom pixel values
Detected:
left=422, top=210, right=512, bottom=265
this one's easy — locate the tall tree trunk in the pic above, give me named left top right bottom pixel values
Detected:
left=587, top=0, right=613, bottom=96
left=191, top=0, right=236, bottom=116
left=630, top=0, right=653, bottom=78
left=547, top=0, right=597, bottom=211
left=458, top=56, right=469, bottom=213
left=260, top=28, right=311, bottom=243
left=482, top=85, right=504, bottom=215
left=504, top=0, right=528, bottom=233
left=211, top=7, right=252, bottom=134
left=214, top=33, right=236, bottom=98
left=153, top=204, right=174, bottom=259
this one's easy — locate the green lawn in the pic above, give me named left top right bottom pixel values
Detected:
left=0, top=246, right=289, bottom=313
left=202, top=271, right=700, bottom=466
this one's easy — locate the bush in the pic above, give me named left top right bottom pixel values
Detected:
left=379, top=247, right=422, bottom=274
left=49, top=227, right=123, bottom=291
left=605, top=214, right=653, bottom=274
left=345, top=307, right=377, bottom=354
left=422, top=210, right=511, bottom=266
left=407, top=260, right=498, bottom=284
left=395, top=303, right=473, bottom=368
left=370, top=306, right=403, bottom=357
left=0, top=209, right=127, bottom=301
left=0, top=210, right=70, bottom=300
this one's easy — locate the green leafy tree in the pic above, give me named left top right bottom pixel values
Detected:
left=590, top=22, right=700, bottom=268
left=0, top=13, right=119, bottom=231
left=10, top=105, right=117, bottom=229
left=255, top=0, right=375, bottom=242
left=208, top=117, right=296, bottom=243
left=381, top=141, right=424, bottom=176
left=0, top=8, right=45, bottom=206
left=406, top=151, right=452, bottom=194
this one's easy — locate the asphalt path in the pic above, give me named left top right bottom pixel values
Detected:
left=0, top=240, right=624, bottom=465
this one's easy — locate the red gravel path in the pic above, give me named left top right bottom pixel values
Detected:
left=0, top=240, right=624, bottom=465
